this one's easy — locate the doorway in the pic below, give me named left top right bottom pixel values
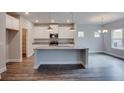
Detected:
left=22, top=28, right=27, bottom=58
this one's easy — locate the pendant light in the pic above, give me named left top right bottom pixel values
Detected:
left=70, top=12, right=75, bottom=31
left=48, top=12, right=53, bottom=31
left=99, top=17, right=108, bottom=33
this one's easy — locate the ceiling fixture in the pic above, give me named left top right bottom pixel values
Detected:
left=35, top=20, right=39, bottom=23
left=48, top=12, right=53, bottom=31
left=99, top=17, right=108, bottom=33
left=25, top=12, right=29, bottom=15
left=98, top=30, right=102, bottom=33
left=69, top=12, right=75, bottom=31
left=51, top=19, right=55, bottom=23
left=66, top=19, right=70, bottom=23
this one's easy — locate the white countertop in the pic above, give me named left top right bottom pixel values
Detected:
left=34, top=45, right=88, bottom=50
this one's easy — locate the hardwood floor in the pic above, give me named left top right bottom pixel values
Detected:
left=1, top=54, right=124, bottom=81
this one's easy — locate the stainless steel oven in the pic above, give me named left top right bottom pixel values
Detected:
left=49, top=33, right=58, bottom=46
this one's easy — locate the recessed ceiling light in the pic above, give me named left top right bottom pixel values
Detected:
left=66, top=19, right=70, bottom=23
left=35, top=20, right=39, bottom=23
left=25, top=12, right=29, bottom=15
left=51, top=19, right=55, bottom=23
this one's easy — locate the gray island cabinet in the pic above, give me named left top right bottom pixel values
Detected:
left=34, top=46, right=88, bottom=69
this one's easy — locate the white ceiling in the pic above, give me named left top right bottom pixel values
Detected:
left=18, top=12, right=124, bottom=25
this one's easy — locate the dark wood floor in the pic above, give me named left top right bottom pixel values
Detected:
left=1, top=54, right=124, bottom=81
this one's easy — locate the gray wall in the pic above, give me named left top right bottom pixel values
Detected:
left=6, top=30, right=21, bottom=62
left=75, top=24, right=104, bottom=52
left=104, top=19, right=124, bottom=59
left=0, top=12, right=6, bottom=71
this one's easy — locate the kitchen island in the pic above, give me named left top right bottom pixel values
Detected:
left=34, top=46, right=89, bottom=69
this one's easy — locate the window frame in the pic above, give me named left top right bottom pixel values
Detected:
left=111, top=29, right=124, bottom=50
left=78, top=31, right=84, bottom=38
left=94, top=31, right=101, bottom=38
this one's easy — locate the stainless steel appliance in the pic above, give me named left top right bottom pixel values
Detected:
left=49, top=33, right=58, bottom=46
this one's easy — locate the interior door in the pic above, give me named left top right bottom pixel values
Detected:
left=22, top=28, right=27, bottom=57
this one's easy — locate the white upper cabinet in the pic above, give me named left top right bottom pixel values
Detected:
left=49, top=25, right=58, bottom=33
left=58, top=27, right=74, bottom=39
left=6, top=14, right=19, bottom=30
left=33, top=25, right=75, bottom=39
left=34, top=27, right=49, bottom=39
left=11, top=16, right=19, bottom=30
left=6, top=14, right=11, bottom=29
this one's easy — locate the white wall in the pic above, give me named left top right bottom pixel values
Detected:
left=0, top=12, right=6, bottom=74
left=75, top=24, right=103, bottom=52
left=104, top=19, right=124, bottom=59
left=20, top=17, right=34, bottom=58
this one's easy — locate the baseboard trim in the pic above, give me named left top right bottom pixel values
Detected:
left=6, top=59, right=9, bottom=63
left=89, top=51, right=104, bottom=54
left=89, top=51, right=124, bottom=60
left=6, top=59, right=21, bottom=63
left=0, top=66, right=6, bottom=73
left=34, top=65, right=39, bottom=69
left=103, top=51, right=124, bottom=60
left=27, top=52, right=34, bottom=57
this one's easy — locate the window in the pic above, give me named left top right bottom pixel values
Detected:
left=111, top=29, right=124, bottom=49
left=78, top=31, right=84, bottom=38
left=94, top=32, right=100, bottom=38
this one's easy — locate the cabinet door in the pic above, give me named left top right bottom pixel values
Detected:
left=6, top=14, right=12, bottom=29
left=6, top=14, right=19, bottom=30
left=34, top=27, right=49, bottom=39
left=50, top=25, right=58, bottom=33
left=12, top=17, right=19, bottom=30
left=59, top=27, right=74, bottom=39
left=59, top=31, right=74, bottom=38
